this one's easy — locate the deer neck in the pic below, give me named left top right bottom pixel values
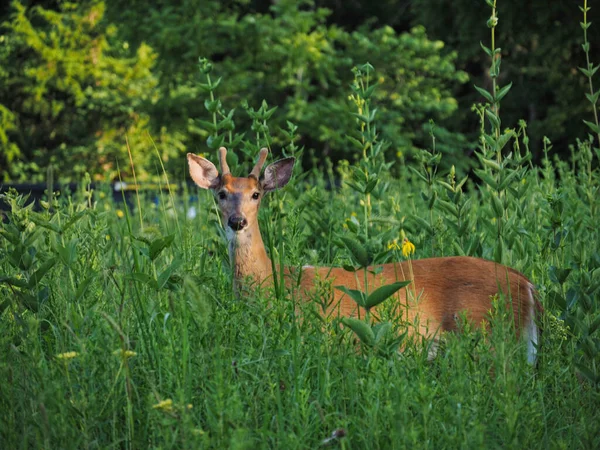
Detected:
left=227, top=222, right=272, bottom=289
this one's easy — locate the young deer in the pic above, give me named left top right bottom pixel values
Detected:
left=188, top=147, right=541, bottom=362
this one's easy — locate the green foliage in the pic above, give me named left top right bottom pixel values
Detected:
left=103, top=0, right=467, bottom=176
left=0, top=1, right=600, bottom=446
left=0, top=0, right=181, bottom=182
left=412, top=0, right=600, bottom=156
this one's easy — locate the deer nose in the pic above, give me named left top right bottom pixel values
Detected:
left=228, top=216, right=248, bottom=231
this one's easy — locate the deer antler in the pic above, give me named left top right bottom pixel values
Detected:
left=218, top=147, right=231, bottom=176
left=249, top=148, right=269, bottom=179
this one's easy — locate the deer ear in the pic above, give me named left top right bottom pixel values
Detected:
left=187, top=153, right=219, bottom=189
left=261, top=157, right=295, bottom=192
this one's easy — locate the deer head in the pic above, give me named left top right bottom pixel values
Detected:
left=187, top=147, right=295, bottom=236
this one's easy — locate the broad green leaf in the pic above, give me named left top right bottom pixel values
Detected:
left=158, top=258, right=182, bottom=289
left=335, top=285, right=366, bottom=307
left=373, top=322, right=392, bottom=344
left=29, top=257, right=57, bottom=287
left=339, top=236, right=370, bottom=267
left=149, top=234, right=175, bottom=261
left=341, top=317, right=374, bottom=346
left=365, top=281, right=411, bottom=309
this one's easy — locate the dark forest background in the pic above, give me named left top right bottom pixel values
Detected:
left=0, top=0, right=598, bottom=182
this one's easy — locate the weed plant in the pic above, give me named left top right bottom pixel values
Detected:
left=1, top=1, right=600, bottom=448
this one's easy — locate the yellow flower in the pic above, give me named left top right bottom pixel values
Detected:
left=153, top=399, right=174, bottom=412
left=387, top=239, right=401, bottom=251
left=402, top=238, right=415, bottom=258
left=116, top=209, right=125, bottom=218
left=56, top=351, right=79, bottom=360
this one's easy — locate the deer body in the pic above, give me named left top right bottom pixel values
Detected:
left=188, top=148, right=540, bottom=362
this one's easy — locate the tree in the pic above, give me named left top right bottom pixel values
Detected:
left=0, top=0, right=180, bottom=182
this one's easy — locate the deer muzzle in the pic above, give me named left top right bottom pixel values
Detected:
left=228, top=216, right=248, bottom=231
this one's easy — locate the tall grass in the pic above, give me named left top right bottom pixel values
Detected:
left=1, top=1, right=600, bottom=448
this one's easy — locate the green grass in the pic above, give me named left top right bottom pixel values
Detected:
left=0, top=150, right=599, bottom=449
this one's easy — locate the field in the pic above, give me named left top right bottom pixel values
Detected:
left=1, top=136, right=599, bottom=448
left=2, top=1, right=600, bottom=449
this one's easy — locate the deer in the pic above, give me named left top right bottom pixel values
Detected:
left=187, top=147, right=541, bottom=363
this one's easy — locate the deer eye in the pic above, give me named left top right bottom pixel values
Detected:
left=252, top=192, right=260, bottom=200
left=218, top=191, right=227, bottom=200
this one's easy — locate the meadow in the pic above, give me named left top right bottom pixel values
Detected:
left=2, top=2, right=600, bottom=449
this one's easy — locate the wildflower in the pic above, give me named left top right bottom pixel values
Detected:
left=56, top=351, right=79, bottom=360
left=116, top=209, right=124, bottom=218
left=387, top=239, right=401, bottom=251
left=351, top=211, right=357, bottom=217
left=153, top=399, right=174, bottom=412
left=402, top=238, right=415, bottom=258
left=113, top=349, right=137, bottom=359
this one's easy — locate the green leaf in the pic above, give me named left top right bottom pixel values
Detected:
left=28, top=257, right=56, bottom=287
left=480, top=157, right=502, bottom=171
left=149, top=234, right=175, bottom=261
left=549, top=266, right=571, bottom=285
left=365, top=281, right=411, bottom=309
left=409, top=215, right=433, bottom=233
left=491, top=194, right=503, bottom=217
left=341, top=317, right=374, bottom=346
left=127, top=273, right=158, bottom=289
left=578, top=66, right=592, bottom=77
left=339, top=236, right=370, bottom=267
left=0, top=276, right=28, bottom=289
left=344, top=181, right=366, bottom=194
left=437, top=199, right=459, bottom=217
left=373, top=322, right=392, bottom=344
left=74, top=274, right=95, bottom=301
left=364, top=178, right=378, bottom=194
left=474, top=85, right=494, bottom=103
left=346, top=135, right=365, bottom=150
left=158, top=258, right=182, bottom=289
left=495, top=82, right=512, bottom=102
left=474, top=169, right=498, bottom=190
left=485, top=109, right=501, bottom=130
left=496, top=131, right=514, bottom=152
left=335, top=285, right=366, bottom=307
left=494, top=237, right=504, bottom=263
left=585, top=91, right=600, bottom=105
left=479, top=41, right=492, bottom=56
left=62, top=210, right=87, bottom=232
left=29, top=214, right=61, bottom=233
left=583, top=120, right=600, bottom=134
